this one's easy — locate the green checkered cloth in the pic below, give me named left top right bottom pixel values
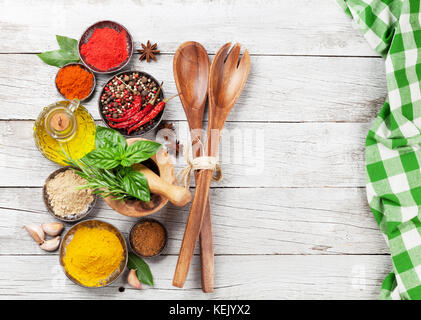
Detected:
left=339, top=0, right=421, bottom=299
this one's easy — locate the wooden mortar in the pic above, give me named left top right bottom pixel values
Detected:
left=103, top=138, right=177, bottom=217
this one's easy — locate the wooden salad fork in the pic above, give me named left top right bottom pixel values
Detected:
left=173, top=41, right=214, bottom=292
left=173, top=43, right=250, bottom=288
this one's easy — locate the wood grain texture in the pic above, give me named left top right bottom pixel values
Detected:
left=173, top=41, right=214, bottom=292
left=0, top=187, right=388, bottom=255
left=0, top=0, right=391, bottom=300
left=0, top=54, right=385, bottom=122
left=0, top=0, right=376, bottom=56
left=174, top=43, right=251, bottom=288
left=173, top=170, right=213, bottom=287
left=0, top=255, right=390, bottom=299
left=0, top=121, right=370, bottom=187
left=199, top=202, right=214, bottom=292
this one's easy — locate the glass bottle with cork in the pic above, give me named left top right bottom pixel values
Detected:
left=34, top=99, right=96, bottom=165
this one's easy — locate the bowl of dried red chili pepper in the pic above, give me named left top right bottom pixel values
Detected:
left=99, top=70, right=169, bottom=137
left=78, top=20, right=133, bottom=74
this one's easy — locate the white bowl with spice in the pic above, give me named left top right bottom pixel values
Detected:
left=43, top=166, right=97, bottom=222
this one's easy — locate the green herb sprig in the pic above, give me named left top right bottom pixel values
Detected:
left=64, top=126, right=161, bottom=202
left=37, top=35, right=80, bottom=67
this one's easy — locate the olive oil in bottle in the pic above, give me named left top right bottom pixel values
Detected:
left=33, top=99, right=96, bottom=165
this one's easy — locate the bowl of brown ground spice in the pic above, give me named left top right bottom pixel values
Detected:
left=129, top=218, right=168, bottom=258
left=43, top=167, right=97, bottom=222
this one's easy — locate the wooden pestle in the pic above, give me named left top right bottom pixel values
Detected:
left=133, top=164, right=191, bottom=207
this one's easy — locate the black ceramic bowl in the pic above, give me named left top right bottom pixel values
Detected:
left=78, top=20, right=133, bottom=74
left=98, top=70, right=165, bottom=137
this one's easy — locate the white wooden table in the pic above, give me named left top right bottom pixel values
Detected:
left=0, top=0, right=391, bottom=299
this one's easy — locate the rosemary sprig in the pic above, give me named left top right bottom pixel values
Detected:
left=58, top=126, right=160, bottom=202
left=63, top=156, right=129, bottom=201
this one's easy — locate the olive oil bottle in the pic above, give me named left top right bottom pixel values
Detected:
left=34, top=99, right=96, bottom=165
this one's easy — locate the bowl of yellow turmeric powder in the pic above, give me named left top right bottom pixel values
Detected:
left=59, top=219, right=128, bottom=288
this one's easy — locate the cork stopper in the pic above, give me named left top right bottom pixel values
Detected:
left=50, top=112, right=70, bottom=132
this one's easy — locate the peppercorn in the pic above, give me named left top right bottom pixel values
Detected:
left=100, top=72, right=164, bottom=133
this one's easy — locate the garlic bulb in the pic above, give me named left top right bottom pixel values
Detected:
left=24, top=225, right=45, bottom=244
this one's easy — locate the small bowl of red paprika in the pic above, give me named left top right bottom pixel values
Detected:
left=78, top=20, right=133, bottom=74
left=99, top=70, right=168, bottom=137
left=55, top=63, right=96, bottom=102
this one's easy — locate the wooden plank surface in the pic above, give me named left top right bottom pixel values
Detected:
left=0, top=121, right=369, bottom=187
left=0, top=54, right=386, bottom=122
left=0, top=0, right=376, bottom=56
left=0, top=255, right=390, bottom=300
left=0, top=187, right=388, bottom=255
left=0, top=0, right=390, bottom=300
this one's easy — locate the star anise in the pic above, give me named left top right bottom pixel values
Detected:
left=137, top=41, right=160, bottom=62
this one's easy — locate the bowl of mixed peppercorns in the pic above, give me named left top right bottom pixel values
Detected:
left=98, top=71, right=165, bottom=136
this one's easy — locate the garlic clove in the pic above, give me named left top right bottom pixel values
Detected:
left=41, top=222, right=64, bottom=236
left=128, top=269, right=142, bottom=289
left=24, top=224, right=45, bottom=244
left=40, top=236, right=60, bottom=252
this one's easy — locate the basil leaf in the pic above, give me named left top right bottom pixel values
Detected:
left=122, top=140, right=161, bottom=167
left=82, top=148, right=121, bottom=169
left=120, top=158, right=134, bottom=168
left=127, top=253, right=154, bottom=286
left=95, top=126, right=127, bottom=150
left=122, top=168, right=150, bottom=202
left=56, top=35, right=78, bottom=55
left=115, top=166, right=130, bottom=183
left=37, top=50, right=79, bottom=67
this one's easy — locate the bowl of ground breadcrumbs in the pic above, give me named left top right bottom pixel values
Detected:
left=43, top=167, right=97, bottom=222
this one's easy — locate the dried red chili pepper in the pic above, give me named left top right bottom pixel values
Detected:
left=107, top=96, right=142, bottom=123
left=127, top=94, right=178, bottom=134
left=107, top=102, right=155, bottom=129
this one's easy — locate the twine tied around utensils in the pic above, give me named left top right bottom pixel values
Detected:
left=175, top=139, right=223, bottom=189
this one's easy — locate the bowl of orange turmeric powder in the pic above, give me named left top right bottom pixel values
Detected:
left=55, top=63, right=96, bottom=102
left=59, top=219, right=128, bottom=288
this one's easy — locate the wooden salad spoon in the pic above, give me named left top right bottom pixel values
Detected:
left=173, top=41, right=214, bottom=292
left=173, top=43, right=250, bottom=288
